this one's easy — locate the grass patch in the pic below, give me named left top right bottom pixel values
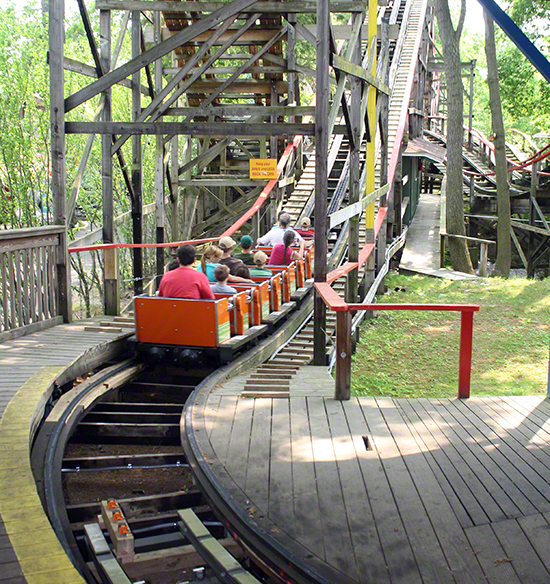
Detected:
left=351, top=273, right=550, bottom=398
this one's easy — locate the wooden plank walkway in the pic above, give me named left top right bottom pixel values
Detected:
left=400, top=193, right=479, bottom=280
left=195, top=366, right=550, bottom=584
left=0, top=318, right=132, bottom=584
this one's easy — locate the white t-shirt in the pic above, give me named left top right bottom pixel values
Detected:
left=258, top=226, right=304, bottom=246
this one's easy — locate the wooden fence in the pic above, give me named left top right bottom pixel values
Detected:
left=0, top=226, right=64, bottom=340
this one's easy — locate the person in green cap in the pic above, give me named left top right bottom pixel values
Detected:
left=234, top=234, right=255, bottom=266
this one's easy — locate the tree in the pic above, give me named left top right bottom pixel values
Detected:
left=484, top=13, right=511, bottom=278
left=435, top=0, right=473, bottom=274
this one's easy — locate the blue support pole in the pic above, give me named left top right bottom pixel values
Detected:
left=476, top=0, right=550, bottom=85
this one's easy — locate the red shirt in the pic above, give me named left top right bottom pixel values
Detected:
left=158, top=266, right=214, bottom=299
left=269, top=244, right=293, bottom=265
left=296, top=228, right=314, bottom=239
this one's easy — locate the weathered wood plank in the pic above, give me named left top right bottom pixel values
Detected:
left=287, top=396, right=324, bottom=557
left=420, top=399, right=527, bottom=518
left=244, top=398, right=272, bottom=514
left=208, top=396, right=239, bottom=467
left=492, top=517, right=550, bottom=582
left=66, top=122, right=317, bottom=137
left=324, top=399, right=390, bottom=584
left=360, top=397, right=454, bottom=584
left=517, top=513, right=550, bottom=574
left=96, top=0, right=367, bottom=13
left=404, top=399, right=506, bottom=526
left=377, top=398, right=485, bottom=583
left=458, top=399, right=550, bottom=512
left=267, top=399, right=295, bottom=537
left=307, top=397, right=357, bottom=578
left=224, top=397, right=254, bottom=490
left=342, top=398, right=422, bottom=583
left=464, top=523, right=521, bottom=583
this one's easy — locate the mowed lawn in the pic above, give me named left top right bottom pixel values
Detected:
left=351, top=274, right=550, bottom=398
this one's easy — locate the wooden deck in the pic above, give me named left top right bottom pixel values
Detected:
left=192, top=365, right=550, bottom=584
left=0, top=318, right=132, bottom=584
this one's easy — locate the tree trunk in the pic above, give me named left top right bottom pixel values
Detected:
left=484, top=13, right=511, bottom=278
left=434, top=0, right=474, bottom=274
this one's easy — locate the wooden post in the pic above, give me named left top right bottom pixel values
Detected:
left=154, top=11, right=165, bottom=286
left=346, top=12, right=361, bottom=305
left=171, top=135, right=180, bottom=242
left=528, top=160, right=538, bottom=278
left=313, top=0, right=329, bottom=366
left=479, top=242, right=488, bottom=277
left=49, top=0, right=71, bottom=322
left=363, top=0, right=378, bottom=303
left=131, top=9, right=143, bottom=296
left=335, top=311, right=351, bottom=400
left=467, top=60, right=475, bottom=151
left=378, top=18, right=390, bottom=291
left=458, top=310, right=474, bottom=399
left=101, top=9, right=118, bottom=315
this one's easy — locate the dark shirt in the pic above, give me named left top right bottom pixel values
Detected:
left=233, top=252, right=255, bottom=266
left=219, top=256, right=245, bottom=275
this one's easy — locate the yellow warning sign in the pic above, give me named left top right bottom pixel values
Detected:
left=249, top=159, right=277, bottom=180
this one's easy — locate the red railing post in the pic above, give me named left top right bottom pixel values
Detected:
left=335, top=311, right=352, bottom=400
left=458, top=310, right=474, bottom=398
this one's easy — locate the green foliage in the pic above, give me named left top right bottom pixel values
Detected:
left=0, top=1, right=50, bottom=228
left=351, top=274, right=550, bottom=398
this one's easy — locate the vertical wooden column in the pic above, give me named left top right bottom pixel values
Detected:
left=182, top=136, right=193, bottom=240
left=527, top=160, right=538, bottom=278
left=467, top=60, right=475, bottom=151
left=49, top=0, right=71, bottom=322
left=154, top=11, right=165, bottom=285
left=131, top=10, right=143, bottom=296
left=346, top=12, right=362, bottom=304
left=313, top=0, right=329, bottom=365
left=335, top=311, right=352, bottom=400
left=101, top=8, right=119, bottom=315
left=377, top=18, right=390, bottom=289
left=171, top=136, right=180, bottom=242
left=363, top=0, right=378, bottom=299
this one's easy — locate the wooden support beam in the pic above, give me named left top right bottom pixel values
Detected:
left=335, top=311, right=352, bottom=400
left=50, top=0, right=71, bottom=322
left=65, top=0, right=259, bottom=112
left=66, top=122, right=318, bottom=136
left=331, top=53, right=390, bottom=95
left=96, top=0, right=367, bottom=13
left=101, top=9, right=119, bottom=315
left=313, top=0, right=329, bottom=366
left=131, top=9, right=143, bottom=295
left=166, top=105, right=316, bottom=118
left=111, top=13, right=243, bottom=155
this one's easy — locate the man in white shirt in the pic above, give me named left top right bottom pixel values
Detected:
left=257, top=212, right=305, bottom=256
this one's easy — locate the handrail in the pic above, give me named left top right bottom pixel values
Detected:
left=0, top=227, right=63, bottom=338
left=315, top=280, right=479, bottom=401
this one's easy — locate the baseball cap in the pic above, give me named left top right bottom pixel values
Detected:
left=254, top=251, right=268, bottom=266
left=240, top=235, right=254, bottom=249
left=301, top=217, right=311, bottom=228
left=219, top=236, right=236, bottom=250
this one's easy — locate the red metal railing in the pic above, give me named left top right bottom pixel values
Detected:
left=315, top=281, right=479, bottom=400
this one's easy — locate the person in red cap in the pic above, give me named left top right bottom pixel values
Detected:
left=158, top=244, right=214, bottom=299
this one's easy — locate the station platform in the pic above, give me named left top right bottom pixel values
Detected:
left=0, top=318, right=132, bottom=584
left=187, top=365, right=550, bottom=584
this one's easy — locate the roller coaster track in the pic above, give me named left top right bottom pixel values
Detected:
left=37, top=0, right=442, bottom=582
